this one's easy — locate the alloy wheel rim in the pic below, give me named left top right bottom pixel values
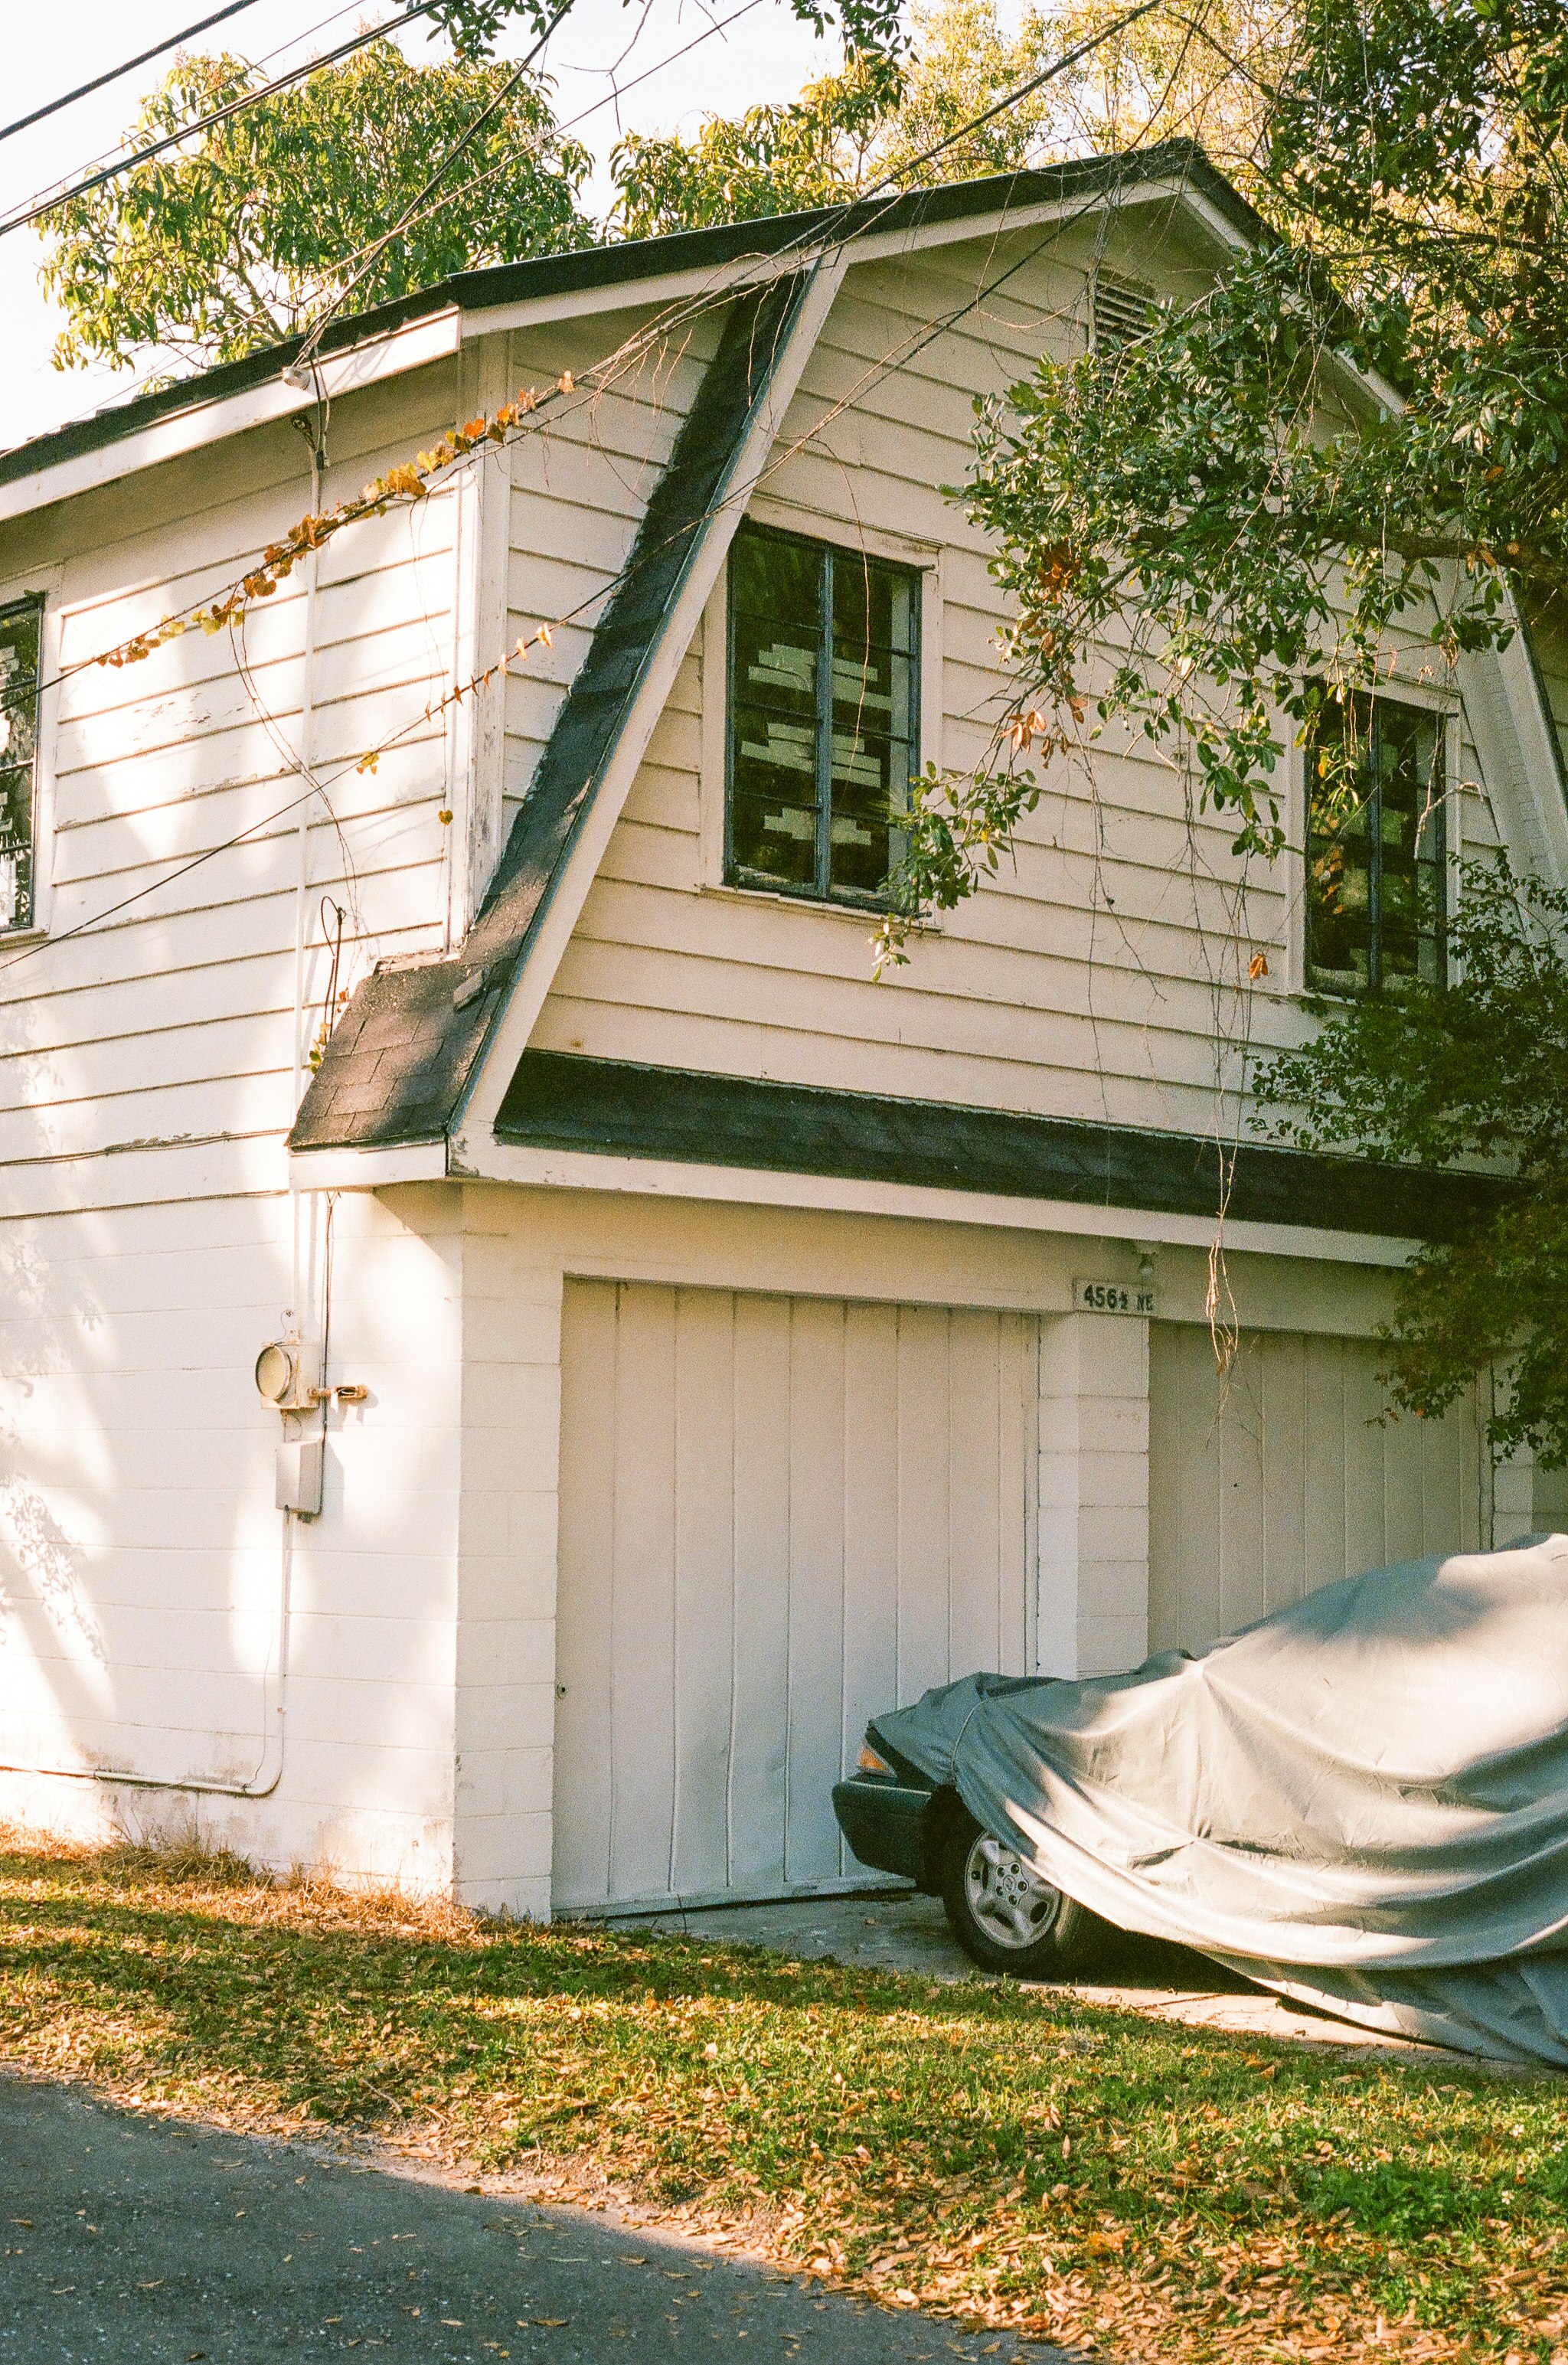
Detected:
left=962, top=1833, right=1063, bottom=1951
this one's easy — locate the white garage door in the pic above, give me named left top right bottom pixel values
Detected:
left=1149, top=1322, right=1483, bottom=1657
left=553, top=1281, right=1037, bottom=1913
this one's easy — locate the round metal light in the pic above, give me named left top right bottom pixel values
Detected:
left=254, top=1341, right=297, bottom=1405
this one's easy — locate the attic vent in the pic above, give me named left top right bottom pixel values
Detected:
left=1093, top=270, right=1156, bottom=353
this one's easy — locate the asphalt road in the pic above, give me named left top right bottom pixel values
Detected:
left=0, top=2075, right=1067, bottom=2364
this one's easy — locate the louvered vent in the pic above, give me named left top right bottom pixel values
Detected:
left=1093, top=270, right=1155, bottom=353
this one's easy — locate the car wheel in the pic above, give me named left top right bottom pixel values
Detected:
left=939, top=1807, right=1106, bottom=1978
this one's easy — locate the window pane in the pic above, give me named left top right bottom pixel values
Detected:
left=731, top=703, right=818, bottom=887
left=0, top=601, right=40, bottom=933
left=731, top=530, right=819, bottom=632
left=829, top=729, right=910, bottom=896
left=733, top=613, right=818, bottom=724
left=1305, top=696, right=1374, bottom=990
left=832, top=642, right=914, bottom=743
left=1374, top=702, right=1443, bottom=988
left=833, top=554, right=916, bottom=656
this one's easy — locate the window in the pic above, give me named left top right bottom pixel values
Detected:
left=1305, top=690, right=1446, bottom=993
left=726, top=524, right=919, bottom=905
left=0, top=596, right=42, bottom=933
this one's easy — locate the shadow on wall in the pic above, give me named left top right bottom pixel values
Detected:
left=0, top=1204, right=286, bottom=1803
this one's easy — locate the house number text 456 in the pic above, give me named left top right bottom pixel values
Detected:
left=1075, top=1279, right=1157, bottom=1317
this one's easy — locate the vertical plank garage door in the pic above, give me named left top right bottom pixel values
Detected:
left=1148, top=1322, right=1484, bottom=1656
left=553, top=1282, right=1037, bottom=1913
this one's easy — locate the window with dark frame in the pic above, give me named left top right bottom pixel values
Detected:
left=726, top=523, right=919, bottom=906
left=1305, top=688, right=1447, bottom=995
left=0, top=596, right=42, bottom=935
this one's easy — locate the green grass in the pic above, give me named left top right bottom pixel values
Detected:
left=2, top=1831, right=1566, bottom=2362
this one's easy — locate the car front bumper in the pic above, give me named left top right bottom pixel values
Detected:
left=831, top=1771, right=938, bottom=1888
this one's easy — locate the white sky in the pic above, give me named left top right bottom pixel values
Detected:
left=0, top=0, right=830, bottom=452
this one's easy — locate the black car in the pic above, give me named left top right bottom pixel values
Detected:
left=831, top=1724, right=1107, bottom=1978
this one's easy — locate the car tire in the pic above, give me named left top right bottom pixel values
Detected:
left=939, top=1805, right=1106, bottom=1978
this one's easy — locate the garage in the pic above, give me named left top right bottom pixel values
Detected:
left=552, top=1279, right=1038, bottom=1913
left=1148, top=1321, right=1485, bottom=1657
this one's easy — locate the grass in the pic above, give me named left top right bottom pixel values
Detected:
left=1, top=1832, right=1566, bottom=2363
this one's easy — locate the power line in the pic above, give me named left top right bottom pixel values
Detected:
left=289, top=0, right=577, bottom=376
left=0, top=1, right=265, bottom=145
left=0, top=0, right=452, bottom=239
left=292, top=0, right=767, bottom=296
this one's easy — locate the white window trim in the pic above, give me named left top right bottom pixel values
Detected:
left=1285, top=675, right=1458, bottom=1003
left=697, top=502, right=945, bottom=900
left=0, top=562, right=63, bottom=945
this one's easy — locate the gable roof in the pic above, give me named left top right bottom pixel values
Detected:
left=289, top=269, right=815, bottom=1152
left=0, top=142, right=1253, bottom=517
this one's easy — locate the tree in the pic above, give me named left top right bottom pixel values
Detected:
left=609, top=49, right=900, bottom=240
left=608, top=0, right=1292, bottom=243
left=1250, top=865, right=1568, bottom=1471
left=39, top=42, right=593, bottom=374
left=420, top=0, right=906, bottom=61
left=606, top=0, right=1094, bottom=243
left=876, top=0, right=1568, bottom=1463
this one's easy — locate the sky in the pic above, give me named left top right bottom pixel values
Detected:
left=0, top=0, right=831, bottom=452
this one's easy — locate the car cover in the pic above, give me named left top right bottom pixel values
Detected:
left=874, top=1533, right=1568, bottom=2066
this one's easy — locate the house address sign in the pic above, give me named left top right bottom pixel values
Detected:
left=1074, top=1278, right=1158, bottom=1317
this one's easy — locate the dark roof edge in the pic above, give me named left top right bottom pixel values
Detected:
left=0, top=140, right=1253, bottom=497
left=492, top=1050, right=1501, bottom=1245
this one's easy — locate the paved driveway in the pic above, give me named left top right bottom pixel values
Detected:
left=0, top=2074, right=1066, bottom=2365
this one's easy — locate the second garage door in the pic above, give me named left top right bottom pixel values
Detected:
left=1148, top=1321, right=1485, bottom=1657
left=553, top=1281, right=1037, bottom=1913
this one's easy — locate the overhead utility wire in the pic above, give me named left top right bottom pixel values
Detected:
left=6, top=16, right=1189, bottom=982
left=0, top=0, right=450, bottom=238
left=0, top=0, right=264, bottom=144
left=35, top=0, right=1182, bottom=710
left=294, top=0, right=767, bottom=291
left=287, top=0, right=578, bottom=377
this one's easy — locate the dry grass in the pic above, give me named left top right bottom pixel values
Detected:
left=2, top=1828, right=1566, bottom=2363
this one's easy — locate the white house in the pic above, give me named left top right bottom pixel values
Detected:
left=2, top=142, right=1565, bottom=1917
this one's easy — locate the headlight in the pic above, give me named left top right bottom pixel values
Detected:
left=858, top=1742, right=893, bottom=1775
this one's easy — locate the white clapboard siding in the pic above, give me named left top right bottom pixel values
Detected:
left=0, top=353, right=500, bottom=1208
left=553, top=1279, right=1037, bottom=1913
left=1148, top=1321, right=1484, bottom=1656
left=535, top=234, right=1517, bottom=1141
left=497, top=312, right=724, bottom=834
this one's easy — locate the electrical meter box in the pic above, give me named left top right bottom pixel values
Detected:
left=275, top=1437, right=325, bottom=1517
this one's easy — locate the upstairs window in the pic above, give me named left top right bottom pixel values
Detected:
left=726, top=523, right=919, bottom=906
left=1305, top=690, right=1446, bottom=994
left=0, top=596, right=41, bottom=933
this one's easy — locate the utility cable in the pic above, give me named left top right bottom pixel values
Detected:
left=0, top=0, right=263, bottom=144
left=287, top=0, right=577, bottom=377
left=0, top=0, right=452, bottom=239
left=33, top=7, right=1201, bottom=704
left=291, top=0, right=767, bottom=294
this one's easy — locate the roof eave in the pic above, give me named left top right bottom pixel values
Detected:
left=0, top=142, right=1246, bottom=523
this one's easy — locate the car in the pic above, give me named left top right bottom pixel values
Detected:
left=828, top=1534, right=1568, bottom=2069
left=832, top=1728, right=1109, bottom=1979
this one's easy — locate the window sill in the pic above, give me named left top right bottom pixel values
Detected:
left=0, top=925, right=47, bottom=949
left=699, top=877, right=937, bottom=934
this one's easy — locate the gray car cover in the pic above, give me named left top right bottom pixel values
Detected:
left=875, top=1534, right=1568, bottom=2066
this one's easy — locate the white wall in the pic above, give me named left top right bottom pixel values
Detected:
left=0, top=348, right=496, bottom=1877
left=0, top=1186, right=466, bottom=1889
